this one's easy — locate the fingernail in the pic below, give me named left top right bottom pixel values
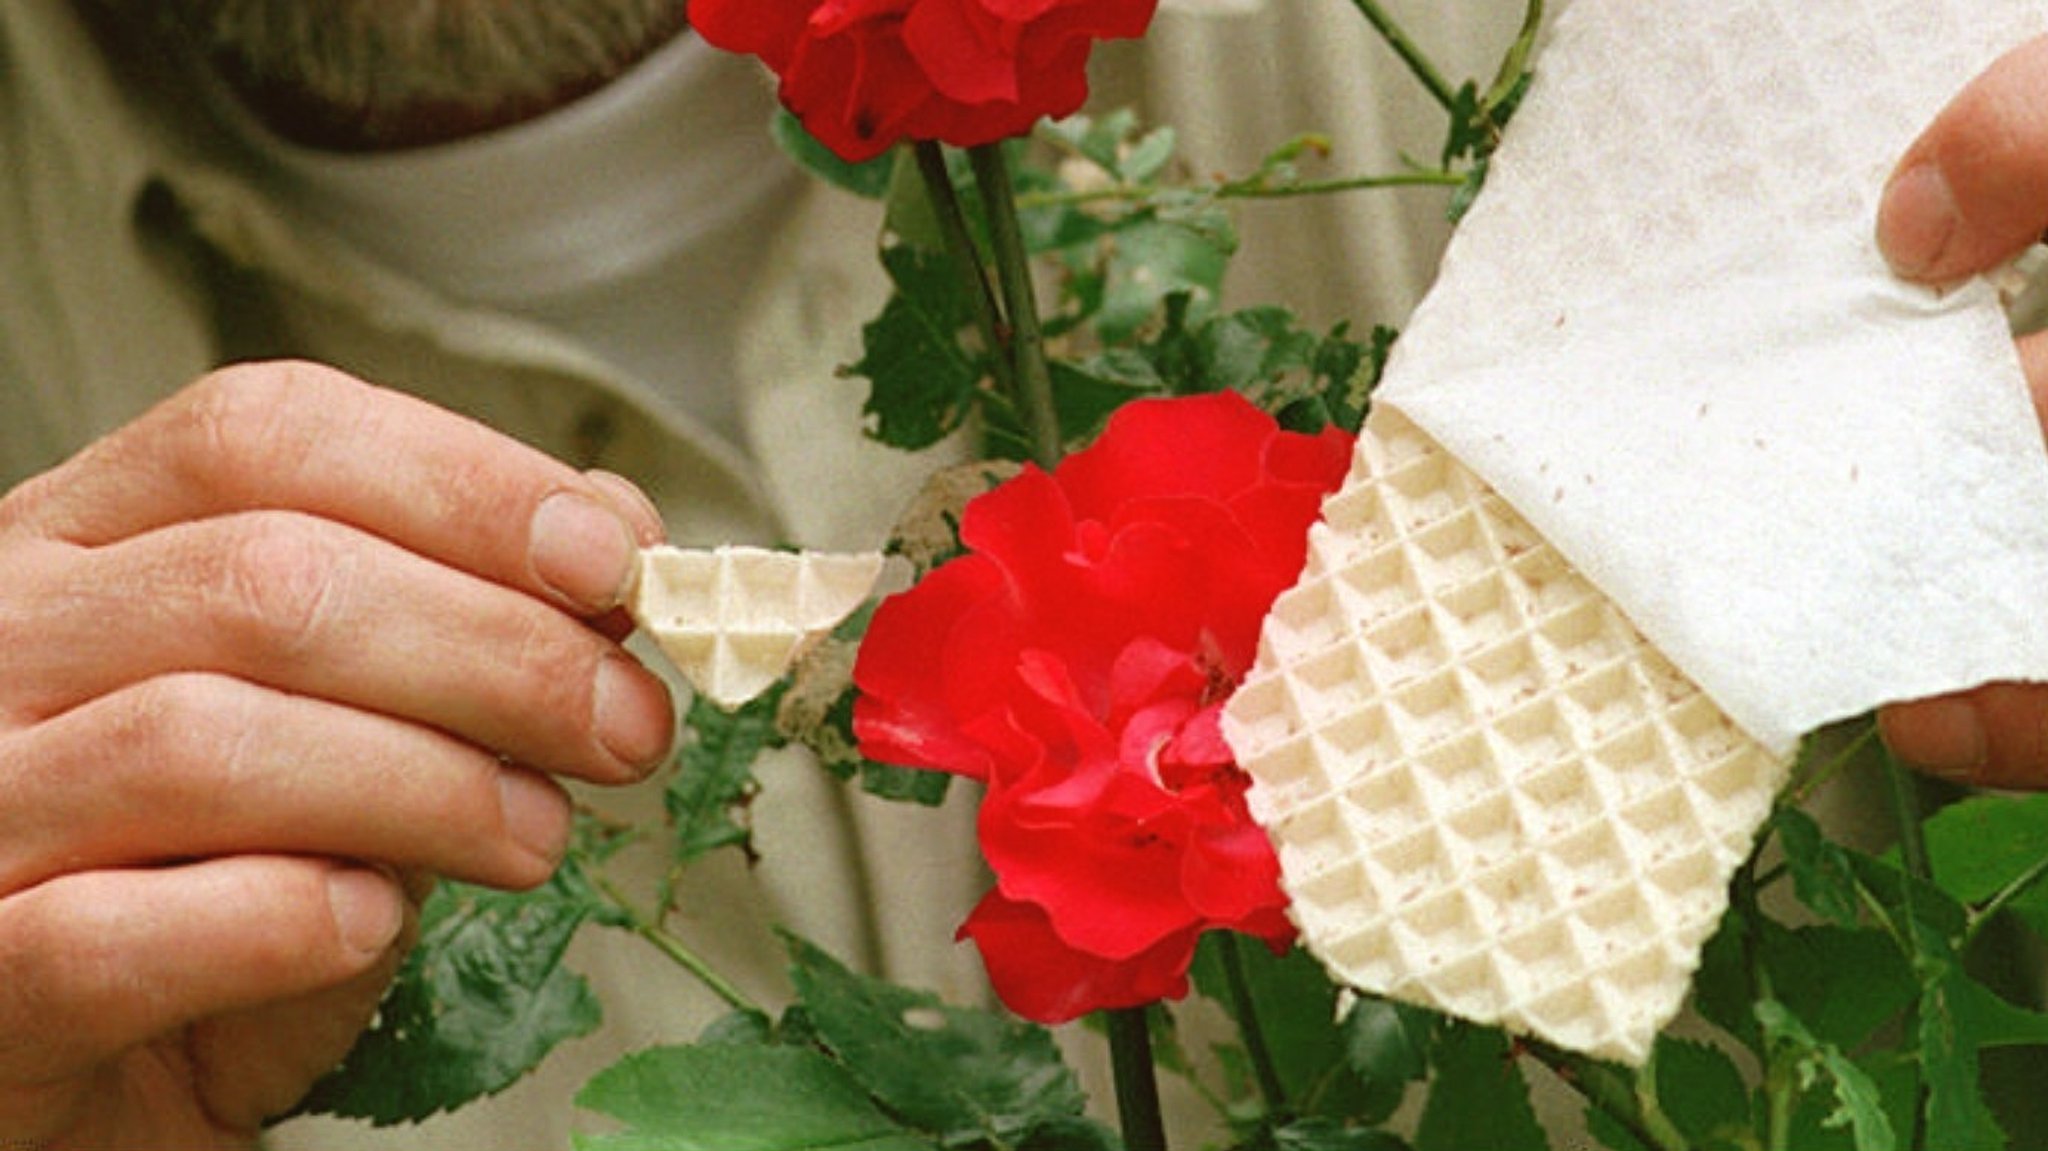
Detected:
left=327, top=867, right=404, bottom=957
left=530, top=490, right=637, bottom=612
left=1878, top=161, right=1960, bottom=280
left=1887, top=697, right=1986, bottom=780
left=584, top=469, right=666, bottom=546
left=499, top=768, right=572, bottom=865
left=595, top=653, right=674, bottom=774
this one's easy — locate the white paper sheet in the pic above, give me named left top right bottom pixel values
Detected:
left=1376, top=0, right=2048, bottom=753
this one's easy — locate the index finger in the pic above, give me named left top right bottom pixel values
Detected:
left=1878, top=33, right=2048, bottom=284
left=2, top=361, right=665, bottom=614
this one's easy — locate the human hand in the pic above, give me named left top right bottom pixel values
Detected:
left=0, top=362, right=675, bottom=1148
left=1876, top=34, right=2048, bottom=787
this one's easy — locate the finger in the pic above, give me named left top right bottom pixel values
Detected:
left=187, top=880, right=424, bottom=1130
left=0, top=361, right=663, bottom=616
left=1878, top=34, right=2048, bottom=283
left=1879, top=682, right=2048, bottom=789
left=0, top=674, right=571, bottom=896
left=2021, top=329, right=2048, bottom=438
left=0, top=858, right=405, bottom=1102
left=11, top=512, right=675, bottom=781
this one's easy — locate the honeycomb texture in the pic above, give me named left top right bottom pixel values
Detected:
left=631, top=545, right=882, bottom=708
left=1222, top=409, right=1791, bottom=1065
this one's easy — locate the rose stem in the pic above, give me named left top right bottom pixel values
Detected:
left=968, top=142, right=1063, bottom=470
left=1216, top=933, right=1290, bottom=1120
left=1107, top=1006, right=1170, bottom=1151
left=1017, top=168, right=1467, bottom=212
left=1346, top=0, right=1459, bottom=115
left=1881, top=744, right=1933, bottom=1151
left=912, top=140, right=1017, bottom=402
left=1521, top=1040, right=1688, bottom=1151
left=1484, top=0, right=1546, bottom=115
left=592, top=872, right=760, bottom=1015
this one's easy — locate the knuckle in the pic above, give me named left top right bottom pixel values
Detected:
left=174, top=361, right=362, bottom=493
left=509, top=608, right=603, bottom=709
left=179, top=363, right=299, bottom=479
left=0, top=468, right=59, bottom=535
left=114, top=674, right=257, bottom=799
left=1944, top=45, right=2048, bottom=191
left=0, top=549, right=55, bottom=709
left=0, top=881, right=122, bottom=1062
left=211, top=515, right=354, bottom=660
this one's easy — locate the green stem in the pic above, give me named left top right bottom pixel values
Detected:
left=1967, top=852, right=2048, bottom=947
left=1734, top=862, right=1794, bottom=1151
left=1216, top=934, right=1290, bottom=1120
left=912, top=141, right=1016, bottom=399
left=1483, top=0, right=1545, bottom=113
left=968, top=143, right=1062, bottom=469
left=1786, top=720, right=1880, bottom=808
left=1881, top=747, right=1933, bottom=1151
left=1884, top=748, right=1933, bottom=883
left=593, top=873, right=759, bottom=1015
left=1016, top=168, right=1465, bottom=212
left=1107, top=1007, right=1169, bottom=1151
left=1524, top=1042, right=1687, bottom=1151
left=1347, top=0, right=1460, bottom=114
left=1764, top=1049, right=1796, bottom=1151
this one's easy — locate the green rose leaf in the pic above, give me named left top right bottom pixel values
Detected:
left=772, top=109, right=899, bottom=200
left=667, top=685, right=788, bottom=866
left=1773, top=805, right=1862, bottom=928
left=574, top=1044, right=935, bottom=1151
left=1653, top=1038, right=1752, bottom=1151
left=1919, top=970, right=2010, bottom=1151
left=1757, top=922, right=1916, bottom=1052
left=1340, top=994, right=1432, bottom=1094
left=1922, top=792, right=2048, bottom=936
left=1087, top=213, right=1232, bottom=346
left=1757, top=999, right=1896, bottom=1151
left=1191, top=936, right=1404, bottom=1123
left=1949, top=967, right=2048, bottom=1049
left=1413, top=1023, right=1549, bottom=1151
left=783, top=933, right=1098, bottom=1147
left=854, top=244, right=986, bottom=452
left=295, top=866, right=612, bottom=1124
left=1264, top=1117, right=1411, bottom=1151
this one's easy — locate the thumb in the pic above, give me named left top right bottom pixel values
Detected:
left=0, top=857, right=406, bottom=1139
left=189, top=870, right=428, bottom=1129
left=1878, top=33, right=2048, bottom=284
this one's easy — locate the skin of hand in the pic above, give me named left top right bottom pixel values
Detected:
left=1876, top=33, right=2048, bottom=788
left=0, top=361, right=675, bottom=1148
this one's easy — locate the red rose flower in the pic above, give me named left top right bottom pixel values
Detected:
left=853, top=393, right=1354, bottom=1022
left=691, top=0, right=1159, bottom=162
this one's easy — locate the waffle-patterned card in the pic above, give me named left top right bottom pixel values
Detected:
left=1226, top=0, right=2048, bottom=1062
left=1224, top=410, right=1786, bottom=1064
left=631, top=545, right=881, bottom=709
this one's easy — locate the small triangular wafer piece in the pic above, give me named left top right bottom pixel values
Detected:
left=1223, top=409, right=1791, bottom=1065
left=630, top=545, right=884, bottom=709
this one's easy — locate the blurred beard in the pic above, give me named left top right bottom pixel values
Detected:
left=158, top=0, right=691, bottom=149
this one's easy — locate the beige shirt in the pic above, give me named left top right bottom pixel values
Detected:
left=0, top=1, right=1526, bottom=1145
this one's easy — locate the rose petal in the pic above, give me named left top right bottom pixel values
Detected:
left=853, top=395, right=1353, bottom=1021
left=960, top=890, right=1197, bottom=1023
